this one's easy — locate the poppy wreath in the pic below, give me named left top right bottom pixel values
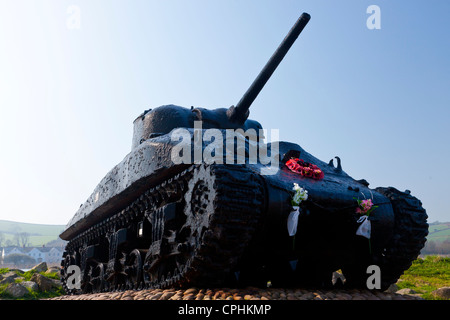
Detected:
left=285, top=158, right=324, bottom=180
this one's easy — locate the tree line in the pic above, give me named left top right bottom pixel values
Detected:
left=420, top=238, right=450, bottom=255
left=0, top=231, right=30, bottom=247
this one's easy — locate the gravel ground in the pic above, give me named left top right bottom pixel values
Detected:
left=46, top=287, right=424, bottom=301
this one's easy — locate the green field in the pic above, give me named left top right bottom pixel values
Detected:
left=427, top=222, right=450, bottom=242
left=0, top=220, right=65, bottom=247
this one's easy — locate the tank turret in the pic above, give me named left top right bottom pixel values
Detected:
left=131, top=13, right=310, bottom=150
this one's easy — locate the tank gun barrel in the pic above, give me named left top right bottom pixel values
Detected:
left=227, top=12, right=311, bottom=123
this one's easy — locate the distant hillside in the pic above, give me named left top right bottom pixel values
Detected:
left=427, top=221, right=450, bottom=242
left=0, top=219, right=65, bottom=247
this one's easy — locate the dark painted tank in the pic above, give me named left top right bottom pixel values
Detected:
left=59, top=13, right=428, bottom=293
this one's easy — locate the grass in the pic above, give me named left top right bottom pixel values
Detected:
left=397, top=255, right=450, bottom=300
left=0, top=268, right=64, bottom=300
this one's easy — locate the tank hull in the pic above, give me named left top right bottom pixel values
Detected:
left=60, top=129, right=428, bottom=293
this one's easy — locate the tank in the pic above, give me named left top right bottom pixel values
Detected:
left=59, top=13, right=428, bottom=294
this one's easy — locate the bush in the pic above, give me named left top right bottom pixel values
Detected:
left=3, top=253, right=36, bottom=266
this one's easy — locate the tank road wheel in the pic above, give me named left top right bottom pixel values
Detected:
left=343, top=187, right=428, bottom=291
left=60, top=251, right=79, bottom=294
left=143, top=164, right=265, bottom=289
left=105, top=253, right=128, bottom=291
left=84, top=261, right=106, bottom=293
left=125, top=249, right=144, bottom=289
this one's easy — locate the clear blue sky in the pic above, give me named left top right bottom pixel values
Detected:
left=0, top=0, right=449, bottom=225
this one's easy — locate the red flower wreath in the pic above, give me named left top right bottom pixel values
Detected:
left=285, top=158, right=324, bottom=180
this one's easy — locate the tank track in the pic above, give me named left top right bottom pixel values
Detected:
left=60, top=164, right=265, bottom=294
left=374, top=187, right=429, bottom=290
